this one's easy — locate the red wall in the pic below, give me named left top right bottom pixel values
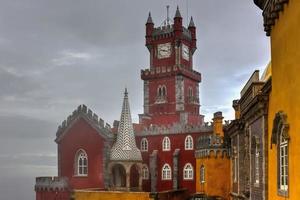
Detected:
left=58, top=118, right=106, bottom=189
left=136, top=132, right=210, bottom=193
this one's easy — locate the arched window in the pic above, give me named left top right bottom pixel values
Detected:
left=232, top=146, right=238, bottom=183
left=75, top=149, right=88, bottom=176
left=158, top=86, right=162, bottom=97
left=200, top=165, right=205, bottom=183
left=183, top=163, right=194, bottom=180
left=140, top=138, right=148, bottom=152
left=162, top=137, right=171, bottom=151
left=255, top=143, right=260, bottom=184
left=185, top=135, right=193, bottom=150
left=142, top=165, right=149, bottom=180
left=251, top=136, right=260, bottom=185
left=162, top=85, right=167, bottom=97
left=271, top=111, right=289, bottom=195
left=162, top=164, right=172, bottom=180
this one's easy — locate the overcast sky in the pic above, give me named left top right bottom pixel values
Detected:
left=0, top=0, right=270, bottom=199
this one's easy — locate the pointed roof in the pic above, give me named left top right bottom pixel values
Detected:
left=188, top=16, right=195, bottom=27
left=146, top=12, right=153, bottom=24
left=110, top=88, right=142, bottom=161
left=174, top=6, right=182, bottom=18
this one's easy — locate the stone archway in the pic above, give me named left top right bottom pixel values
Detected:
left=111, top=164, right=126, bottom=188
left=130, top=164, right=140, bottom=190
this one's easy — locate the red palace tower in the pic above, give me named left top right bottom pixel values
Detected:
left=135, top=7, right=210, bottom=193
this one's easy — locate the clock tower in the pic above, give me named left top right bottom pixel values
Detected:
left=140, top=7, right=204, bottom=126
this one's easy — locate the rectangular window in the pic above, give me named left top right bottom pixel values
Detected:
left=279, top=140, right=288, bottom=191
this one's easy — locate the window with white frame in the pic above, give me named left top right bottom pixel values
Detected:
left=162, top=164, right=172, bottom=180
left=279, top=133, right=288, bottom=191
left=142, top=165, right=149, bottom=180
left=255, top=143, right=260, bottom=184
left=75, top=149, right=88, bottom=176
left=162, top=137, right=171, bottom=151
left=271, top=111, right=289, bottom=195
left=183, top=163, right=194, bottom=180
left=185, top=135, right=193, bottom=150
left=140, top=138, right=148, bottom=151
left=200, top=165, right=205, bottom=183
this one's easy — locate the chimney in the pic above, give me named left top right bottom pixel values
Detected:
left=213, top=111, right=224, bottom=137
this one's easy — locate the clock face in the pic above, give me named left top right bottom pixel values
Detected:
left=182, top=44, right=189, bottom=60
left=157, top=43, right=172, bottom=59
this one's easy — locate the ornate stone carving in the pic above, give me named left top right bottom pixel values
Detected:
left=271, top=111, right=290, bottom=148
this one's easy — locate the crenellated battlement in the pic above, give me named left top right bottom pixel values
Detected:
left=195, top=133, right=230, bottom=158
left=141, top=65, right=201, bottom=82
left=35, top=177, right=69, bottom=191
left=56, top=104, right=112, bottom=141
left=136, top=122, right=212, bottom=136
left=152, top=25, right=192, bottom=41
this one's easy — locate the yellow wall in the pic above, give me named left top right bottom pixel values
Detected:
left=213, top=119, right=224, bottom=137
left=196, top=154, right=230, bottom=199
left=74, top=190, right=153, bottom=200
left=268, top=0, right=300, bottom=199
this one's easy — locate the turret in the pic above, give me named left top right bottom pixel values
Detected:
left=145, top=12, right=154, bottom=48
left=173, top=6, right=183, bottom=37
left=232, top=100, right=240, bottom=120
left=213, top=112, right=224, bottom=137
left=188, top=16, right=197, bottom=53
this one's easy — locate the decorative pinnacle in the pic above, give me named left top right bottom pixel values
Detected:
left=188, top=16, right=195, bottom=27
left=174, top=6, right=182, bottom=18
left=146, top=12, right=153, bottom=24
left=124, top=87, right=128, bottom=97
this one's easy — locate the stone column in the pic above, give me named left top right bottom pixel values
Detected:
left=150, top=150, right=158, bottom=192
left=126, top=173, right=130, bottom=191
left=173, top=149, right=180, bottom=190
left=138, top=171, right=143, bottom=191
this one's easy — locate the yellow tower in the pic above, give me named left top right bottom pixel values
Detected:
left=195, top=112, right=230, bottom=200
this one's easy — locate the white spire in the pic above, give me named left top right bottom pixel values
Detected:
left=110, top=88, right=142, bottom=161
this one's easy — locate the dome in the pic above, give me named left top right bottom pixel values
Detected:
left=260, top=61, right=272, bottom=81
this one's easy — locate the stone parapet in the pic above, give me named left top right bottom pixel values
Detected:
left=136, top=122, right=212, bottom=136
left=35, top=177, right=69, bottom=191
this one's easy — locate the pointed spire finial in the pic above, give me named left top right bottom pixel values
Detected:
left=188, top=16, right=195, bottom=27
left=110, top=87, right=142, bottom=161
left=146, top=12, right=153, bottom=24
left=175, top=5, right=182, bottom=18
